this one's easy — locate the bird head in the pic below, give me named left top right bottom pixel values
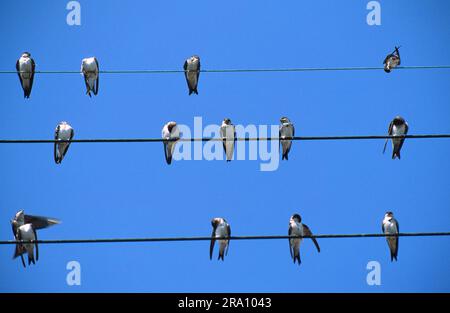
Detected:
left=291, top=214, right=302, bottom=223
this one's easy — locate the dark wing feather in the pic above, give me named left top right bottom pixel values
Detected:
left=303, top=224, right=320, bottom=253
left=395, top=47, right=401, bottom=65
left=288, top=225, right=294, bottom=258
left=394, top=219, right=399, bottom=257
left=225, top=224, right=231, bottom=256
left=24, top=214, right=60, bottom=230
left=54, top=125, right=60, bottom=163
left=395, top=122, right=408, bottom=156
left=383, top=120, right=394, bottom=154
left=62, top=128, right=75, bottom=159
left=29, top=58, right=36, bottom=95
left=163, top=142, right=171, bottom=165
left=94, top=58, right=99, bottom=95
left=209, top=226, right=217, bottom=260
left=11, top=221, right=18, bottom=239
left=183, top=60, right=189, bottom=86
left=33, top=227, right=39, bottom=261
left=16, top=59, right=24, bottom=90
left=196, top=59, right=201, bottom=86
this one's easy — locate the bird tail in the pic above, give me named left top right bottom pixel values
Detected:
left=28, top=251, right=35, bottom=265
left=282, top=152, right=288, bottom=161
left=392, top=150, right=401, bottom=160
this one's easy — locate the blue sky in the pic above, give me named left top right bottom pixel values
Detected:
left=0, top=0, right=449, bottom=292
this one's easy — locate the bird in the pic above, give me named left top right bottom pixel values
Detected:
left=382, top=211, right=399, bottom=262
left=288, top=214, right=320, bottom=265
left=54, top=121, right=74, bottom=164
left=279, top=117, right=295, bottom=160
left=210, top=218, right=231, bottom=261
left=162, top=121, right=180, bottom=165
left=81, top=57, right=99, bottom=97
left=383, top=116, right=409, bottom=159
left=383, top=46, right=401, bottom=73
left=11, top=210, right=60, bottom=268
left=16, top=52, right=36, bottom=98
left=220, top=118, right=236, bottom=162
left=183, top=55, right=201, bottom=95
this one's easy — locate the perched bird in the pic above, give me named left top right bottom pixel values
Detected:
left=81, top=57, right=99, bottom=97
left=383, top=47, right=401, bottom=73
left=16, top=52, right=36, bottom=98
left=183, top=55, right=201, bottom=95
left=279, top=117, right=295, bottom=160
left=210, top=217, right=231, bottom=261
left=383, top=116, right=409, bottom=159
left=162, top=121, right=180, bottom=165
left=288, top=214, right=320, bottom=265
left=11, top=210, right=60, bottom=268
left=382, top=211, right=399, bottom=262
left=54, top=121, right=74, bottom=164
left=220, top=118, right=236, bottom=162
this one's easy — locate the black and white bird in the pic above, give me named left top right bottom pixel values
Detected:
left=162, top=121, right=180, bottom=165
left=54, top=121, right=74, bottom=164
left=183, top=55, right=201, bottom=95
left=220, top=118, right=236, bottom=162
left=382, top=211, right=399, bottom=262
left=11, top=210, right=60, bottom=268
left=279, top=117, right=295, bottom=160
left=288, top=214, right=320, bottom=265
left=210, top=217, right=231, bottom=261
left=383, top=47, right=401, bottom=73
left=81, top=57, right=99, bottom=97
left=383, top=116, right=409, bottom=160
left=16, top=52, right=36, bottom=98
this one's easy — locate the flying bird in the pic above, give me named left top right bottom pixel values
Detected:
left=183, top=55, right=200, bottom=95
left=16, top=52, right=35, bottom=98
left=210, top=218, right=231, bottom=261
left=288, top=214, right=320, bottom=265
left=11, top=210, right=60, bottom=268
left=81, top=57, right=99, bottom=97
left=383, top=46, right=401, bottom=73
left=383, top=116, right=409, bottom=159
left=54, top=121, right=74, bottom=164
left=279, top=117, right=295, bottom=160
left=162, top=121, right=180, bottom=165
left=382, top=211, right=399, bottom=262
left=220, top=118, right=236, bottom=162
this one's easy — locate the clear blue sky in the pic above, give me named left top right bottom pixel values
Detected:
left=0, top=0, right=449, bottom=292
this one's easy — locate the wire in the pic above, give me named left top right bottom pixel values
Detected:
left=1, top=232, right=449, bottom=245
left=3, top=65, right=450, bottom=75
left=0, top=134, right=449, bottom=144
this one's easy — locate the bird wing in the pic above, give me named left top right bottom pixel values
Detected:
left=196, top=59, right=201, bottom=84
left=225, top=223, right=231, bottom=256
left=94, top=58, right=99, bottom=95
left=209, top=225, right=217, bottom=260
left=16, top=59, right=24, bottom=88
left=54, top=124, right=60, bottom=163
left=288, top=225, right=294, bottom=258
left=30, top=57, right=36, bottom=91
left=303, top=224, right=320, bottom=253
left=383, top=120, right=394, bottom=154
left=24, top=214, right=61, bottom=230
